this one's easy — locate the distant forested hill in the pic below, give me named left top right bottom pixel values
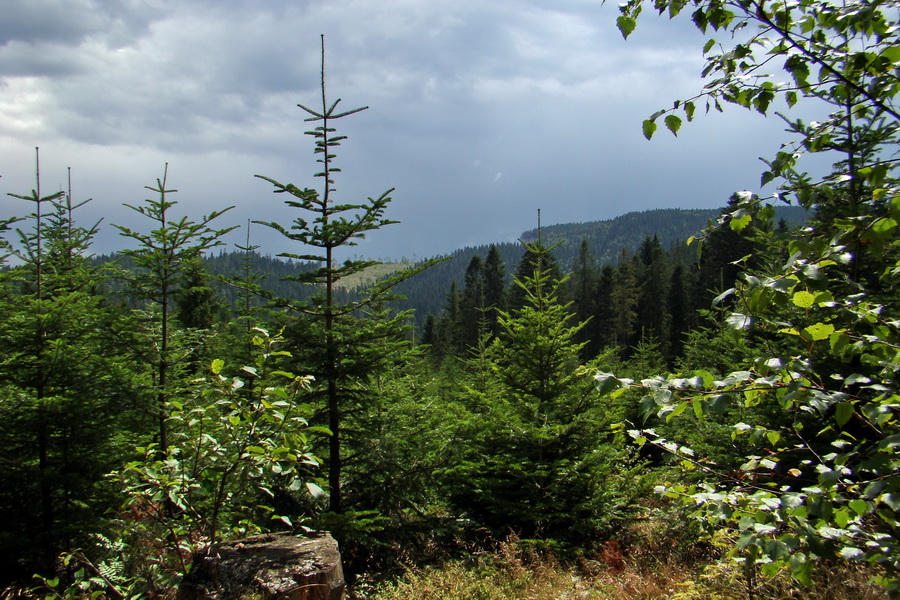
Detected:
left=391, top=206, right=806, bottom=326
left=92, top=206, right=803, bottom=326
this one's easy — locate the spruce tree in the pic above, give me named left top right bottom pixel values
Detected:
left=253, top=37, right=432, bottom=513
left=567, top=239, right=600, bottom=359
left=608, top=248, right=639, bottom=348
left=442, top=241, right=619, bottom=541
left=114, top=164, right=236, bottom=456
left=457, top=254, right=485, bottom=349
left=593, top=264, right=617, bottom=349
left=666, top=262, right=690, bottom=359
left=431, top=281, right=463, bottom=358
left=635, top=235, right=671, bottom=357
left=508, top=236, right=561, bottom=311
left=0, top=154, right=138, bottom=581
left=482, top=244, right=507, bottom=338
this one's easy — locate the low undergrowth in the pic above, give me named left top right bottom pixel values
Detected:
left=361, top=519, right=888, bottom=600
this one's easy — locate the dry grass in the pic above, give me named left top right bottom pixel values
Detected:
left=364, top=536, right=580, bottom=600
left=361, top=524, right=889, bottom=600
left=333, top=261, right=416, bottom=290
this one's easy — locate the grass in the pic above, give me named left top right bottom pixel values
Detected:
left=358, top=529, right=889, bottom=600
left=333, top=261, right=417, bottom=290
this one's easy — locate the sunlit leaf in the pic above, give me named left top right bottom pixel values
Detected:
left=665, top=114, right=682, bottom=136
left=791, top=290, right=815, bottom=308
left=803, top=322, right=835, bottom=341
left=727, top=312, right=752, bottom=329
left=306, top=482, right=326, bottom=499
left=617, top=15, right=637, bottom=38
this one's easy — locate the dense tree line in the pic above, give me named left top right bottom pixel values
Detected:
left=391, top=204, right=805, bottom=329
left=423, top=196, right=770, bottom=367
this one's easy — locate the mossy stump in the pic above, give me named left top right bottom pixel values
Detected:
left=177, top=532, right=345, bottom=600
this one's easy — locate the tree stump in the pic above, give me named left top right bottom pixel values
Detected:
left=177, top=532, right=345, bottom=600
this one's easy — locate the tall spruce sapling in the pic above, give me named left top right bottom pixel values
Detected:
left=7, top=147, right=65, bottom=299
left=254, top=36, right=436, bottom=513
left=0, top=151, right=132, bottom=580
left=114, top=164, right=236, bottom=455
left=215, top=221, right=270, bottom=367
left=2, top=148, right=70, bottom=568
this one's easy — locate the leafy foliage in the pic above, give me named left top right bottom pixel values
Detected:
left=605, top=0, right=900, bottom=592
left=107, top=328, right=321, bottom=591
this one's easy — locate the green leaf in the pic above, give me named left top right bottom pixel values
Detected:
left=642, top=119, right=658, bottom=140
left=754, top=90, right=774, bottom=114
left=791, top=290, right=815, bottom=308
left=848, top=499, right=868, bottom=516
left=881, top=46, right=900, bottom=64
left=693, top=399, right=704, bottom=419
left=668, top=400, right=688, bottom=421
left=830, top=330, right=850, bottom=353
left=211, top=358, right=224, bottom=375
left=306, top=425, right=333, bottom=436
left=276, top=514, right=293, bottom=527
left=790, top=554, right=812, bottom=585
left=664, top=114, right=682, bottom=136
left=803, top=322, right=835, bottom=341
left=872, top=217, right=897, bottom=237
left=712, top=287, right=736, bottom=305
left=835, top=402, right=854, bottom=427
left=880, top=493, right=900, bottom=511
left=595, top=371, right=631, bottom=395
left=617, top=15, right=637, bottom=39
left=834, top=507, right=851, bottom=528
left=730, top=213, right=752, bottom=231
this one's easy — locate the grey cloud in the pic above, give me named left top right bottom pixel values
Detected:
left=1, top=0, right=161, bottom=49
left=0, top=0, right=808, bottom=262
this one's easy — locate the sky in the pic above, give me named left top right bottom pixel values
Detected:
left=0, top=0, right=802, bottom=261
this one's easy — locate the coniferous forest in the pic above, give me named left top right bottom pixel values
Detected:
left=2, top=3, right=900, bottom=598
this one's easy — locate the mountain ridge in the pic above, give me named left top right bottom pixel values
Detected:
left=390, top=205, right=806, bottom=324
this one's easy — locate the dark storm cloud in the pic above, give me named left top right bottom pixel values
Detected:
left=0, top=0, right=799, bottom=260
left=0, top=0, right=159, bottom=51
